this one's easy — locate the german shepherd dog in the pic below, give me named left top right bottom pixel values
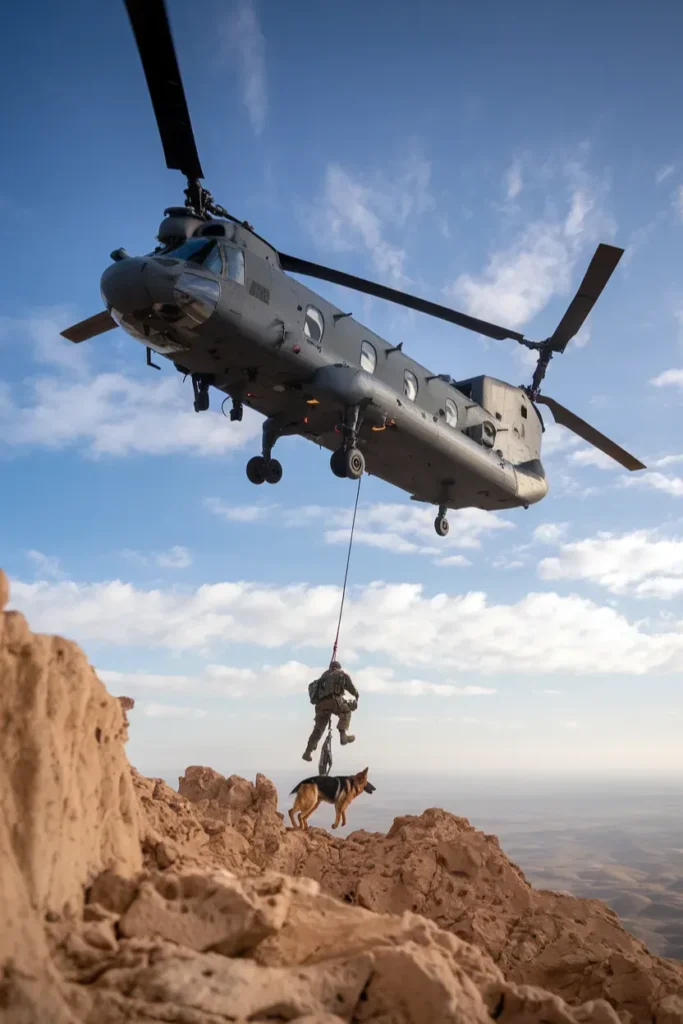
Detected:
left=288, top=768, right=376, bottom=830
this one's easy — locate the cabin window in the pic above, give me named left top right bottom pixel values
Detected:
left=403, top=370, right=418, bottom=401
left=360, top=340, right=377, bottom=374
left=304, top=305, right=324, bottom=344
left=445, top=398, right=458, bottom=427
left=220, top=243, right=245, bottom=285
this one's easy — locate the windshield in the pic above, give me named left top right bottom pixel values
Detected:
left=165, top=238, right=221, bottom=269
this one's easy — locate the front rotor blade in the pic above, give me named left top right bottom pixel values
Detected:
left=123, top=0, right=203, bottom=180
left=536, top=394, right=645, bottom=471
left=549, top=243, right=623, bottom=353
left=60, top=311, right=118, bottom=344
left=278, top=253, right=525, bottom=343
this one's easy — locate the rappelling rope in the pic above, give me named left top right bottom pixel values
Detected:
left=319, top=474, right=362, bottom=777
left=331, top=474, right=363, bottom=664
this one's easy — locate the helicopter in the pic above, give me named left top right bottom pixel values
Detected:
left=61, top=0, right=646, bottom=538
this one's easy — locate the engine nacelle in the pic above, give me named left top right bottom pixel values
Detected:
left=157, top=207, right=204, bottom=248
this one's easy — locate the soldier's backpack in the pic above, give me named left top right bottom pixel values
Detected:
left=308, top=678, right=321, bottom=704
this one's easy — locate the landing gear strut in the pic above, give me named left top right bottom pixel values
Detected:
left=229, top=399, right=243, bottom=422
left=330, top=404, right=365, bottom=480
left=246, top=415, right=284, bottom=486
left=192, top=373, right=213, bottom=413
left=434, top=505, right=449, bottom=537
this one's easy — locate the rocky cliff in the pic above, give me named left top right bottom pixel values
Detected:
left=1, top=568, right=682, bottom=1024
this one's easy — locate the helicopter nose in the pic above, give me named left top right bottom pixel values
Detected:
left=100, top=257, right=151, bottom=314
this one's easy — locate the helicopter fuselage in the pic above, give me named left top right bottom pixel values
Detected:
left=100, top=214, right=548, bottom=514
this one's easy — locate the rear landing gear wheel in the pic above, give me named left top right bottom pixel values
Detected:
left=330, top=448, right=348, bottom=478
left=434, top=515, right=449, bottom=537
left=345, top=448, right=365, bottom=480
left=264, top=458, right=282, bottom=485
left=246, top=456, right=266, bottom=485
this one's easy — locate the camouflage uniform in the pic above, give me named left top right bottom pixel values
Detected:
left=303, top=661, right=359, bottom=761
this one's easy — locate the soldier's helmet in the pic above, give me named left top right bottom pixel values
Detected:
left=329, top=660, right=341, bottom=670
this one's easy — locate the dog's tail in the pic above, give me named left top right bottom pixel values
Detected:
left=290, top=781, right=303, bottom=795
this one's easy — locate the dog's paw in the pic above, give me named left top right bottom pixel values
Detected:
left=331, top=823, right=338, bottom=829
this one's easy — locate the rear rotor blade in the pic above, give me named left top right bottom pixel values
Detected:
left=549, top=243, right=623, bottom=353
left=60, top=311, right=118, bottom=344
left=123, top=0, right=203, bottom=181
left=536, top=393, right=645, bottom=471
left=277, top=253, right=525, bottom=343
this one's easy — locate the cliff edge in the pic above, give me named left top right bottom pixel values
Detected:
left=1, top=568, right=682, bottom=1024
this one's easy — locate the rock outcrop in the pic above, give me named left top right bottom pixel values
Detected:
left=2, top=567, right=683, bottom=1024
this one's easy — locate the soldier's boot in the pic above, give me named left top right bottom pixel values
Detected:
left=340, top=731, right=355, bottom=745
left=302, top=733, right=318, bottom=761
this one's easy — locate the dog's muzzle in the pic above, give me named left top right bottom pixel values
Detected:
left=365, top=782, right=376, bottom=794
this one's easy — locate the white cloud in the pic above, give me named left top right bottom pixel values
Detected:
left=533, top=523, right=568, bottom=544
left=568, top=447, right=616, bottom=471
left=534, top=689, right=562, bottom=695
left=309, top=154, right=433, bottom=281
left=204, top=498, right=271, bottom=523
left=11, top=574, right=683, bottom=675
left=651, top=368, right=683, bottom=389
left=653, top=454, right=683, bottom=468
left=223, top=0, right=267, bottom=135
left=122, top=546, right=193, bottom=570
left=491, top=556, right=524, bottom=570
left=0, top=308, right=90, bottom=377
left=156, top=546, right=192, bottom=569
left=206, top=498, right=512, bottom=562
left=676, top=185, right=683, bottom=222
left=26, top=550, right=64, bottom=580
left=539, top=528, right=683, bottom=599
left=541, top=423, right=582, bottom=458
left=445, top=156, right=612, bottom=331
left=1, top=371, right=260, bottom=458
left=656, top=165, right=674, bottom=185
left=100, top=662, right=498, bottom=699
left=622, top=471, right=683, bottom=498
left=142, top=703, right=208, bottom=720
left=505, top=159, right=523, bottom=201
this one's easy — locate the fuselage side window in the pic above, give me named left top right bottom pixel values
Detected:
left=445, top=398, right=458, bottom=427
left=202, top=242, right=224, bottom=276
left=220, top=243, right=245, bottom=285
left=304, top=305, right=324, bottom=344
left=360, top=340, right=377, bottom=374
left=404, top=369, right=418, bottom=401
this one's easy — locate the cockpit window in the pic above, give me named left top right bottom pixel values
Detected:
left=165, top=237, right=221, bottom=271
left=220, top=243, right=245, bottom=285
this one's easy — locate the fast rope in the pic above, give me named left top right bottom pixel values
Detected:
left=319, top=473, right=363, bottom=777
left=331, top=474, right=363, bottom=664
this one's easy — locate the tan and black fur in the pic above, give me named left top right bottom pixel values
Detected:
left=288, top=768, right=375, bottom=830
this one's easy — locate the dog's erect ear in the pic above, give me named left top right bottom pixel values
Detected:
left=360, top=767, right=368, bottom=776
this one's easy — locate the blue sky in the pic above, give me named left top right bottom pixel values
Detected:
left=1, top=0, right=682, bottom=782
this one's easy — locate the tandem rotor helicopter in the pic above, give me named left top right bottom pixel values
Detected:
left=62, top=0, right=646, bottom=538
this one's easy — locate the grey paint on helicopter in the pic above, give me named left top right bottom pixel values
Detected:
left=60, top=0, right=645, bottom=537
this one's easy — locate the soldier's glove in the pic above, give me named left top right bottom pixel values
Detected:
left=347, top=699, right=358, bottom=712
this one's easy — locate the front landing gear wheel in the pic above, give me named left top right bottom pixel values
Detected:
left=434, top=515, right=449, bottom=537
left=345, top=448, right=365, bottom=480
left=246, top=456, right=266, bottom=485
left=330, top=448, right=348, bottom=478
left=264, top=458, right=282, bottom=485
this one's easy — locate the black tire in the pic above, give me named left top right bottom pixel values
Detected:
left=246, top=455, right=266, bottom=485
left=330, top=448, right=348, bottom=478
left=194, top=391, right=209, bottom=413
left=434, top=515, right=449, bottom=537
left=345, top=448, right=365, bottom=480
left=265, top=458, right=283, bottom=485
